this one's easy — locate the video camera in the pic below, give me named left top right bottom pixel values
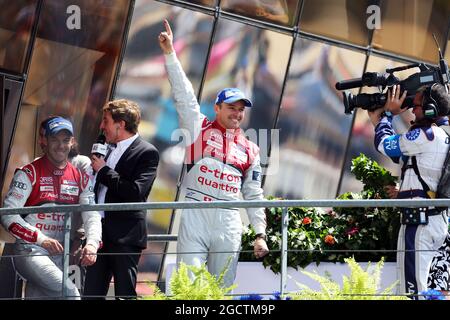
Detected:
left=335, top=37, right=450, bottom=115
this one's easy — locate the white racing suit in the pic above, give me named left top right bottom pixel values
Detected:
left=1, top=156, right=102, bottom=299
left=69, top=154, right=92, bottom=243
left=165, top=52, right=267, bottom=287
left=374, top=116, right=449, bottom=298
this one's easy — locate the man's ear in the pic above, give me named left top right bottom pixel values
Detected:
left=41, top=136, right=48, bottom=148
left=38, top=131, right=46, bottom=148
left=214, top=103, right=220, bottom=113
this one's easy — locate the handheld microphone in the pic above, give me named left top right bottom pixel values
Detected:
left=91, top=133, right=107, bottom=158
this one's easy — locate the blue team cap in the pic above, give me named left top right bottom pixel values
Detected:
left=215, top=88, right=253, bottom=107
left=45, top=117, right=74, bottom=136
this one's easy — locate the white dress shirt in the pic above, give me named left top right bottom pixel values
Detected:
left=97, top=133, right=139, bottom=217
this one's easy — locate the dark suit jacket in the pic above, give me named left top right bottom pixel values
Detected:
left=95, top=137, right=159, bottom=249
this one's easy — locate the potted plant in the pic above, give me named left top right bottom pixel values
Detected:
left=237, top=154, right=401, bottom=292
left=288, top=257, right=408, bottom=300
left=145, top=262, right=235, bottom=300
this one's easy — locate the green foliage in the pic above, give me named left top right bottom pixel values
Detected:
left=240, top=154, right=401, bottom=272
left=241, top=203, right=338, bottom=273
left=333, top=153, right=401, bottom=263
left=350, top=153, right=397, bottom=199
left=142, top=262, right=236, bottom=300
left=141, top=282, right=168, bottom=300
left=288, top=257, right=409, bottom=300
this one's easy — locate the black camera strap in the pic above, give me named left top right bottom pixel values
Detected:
left=400, top=156, right=433, bottom=199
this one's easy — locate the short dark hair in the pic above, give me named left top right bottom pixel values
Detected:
left=102, top=99, right=141, bottom=134
left=39, top=115, right=58, bottom=137
left=431, top=84, right=450, bottom=116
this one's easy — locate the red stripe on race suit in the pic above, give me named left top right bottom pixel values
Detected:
left=8, top=222, right=38, bottom=243
left=186, top=119, right=259, bottom=174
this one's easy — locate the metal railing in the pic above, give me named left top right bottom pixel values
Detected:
left=1, top=198, right=450, bottom=299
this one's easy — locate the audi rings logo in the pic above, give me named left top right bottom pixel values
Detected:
left=12, top=180, right=27, bottom=190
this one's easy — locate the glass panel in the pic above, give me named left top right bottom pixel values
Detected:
left=1, top=103, right=37, bottom=200
left=115, top=0, right=215, bottom=289
left=299, top=0, right=371, bottom=46
left=20, top=0, right=131, bottom=157
left=372, top=0, right=450, bottom=63
left=221, top=0, right=300, bottom=27
left=1, top=0, right=132, bottom=295
left=0, top=79, right=24, bottom=196
left=339, top=55, right=419, bottom=194
left=201, top=18, right=292, bottom=155
left=0, top=0, right=38, bottom=73
left=118, top=2, right=213, bottom=211
left=264, top=40, right=366, bottom=199
left=2, top=1, right=131, bottom=225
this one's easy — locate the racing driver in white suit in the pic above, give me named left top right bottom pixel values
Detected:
left=159, top=19, right=269, bottom=287
left=1, top=117, right=102, bottom=299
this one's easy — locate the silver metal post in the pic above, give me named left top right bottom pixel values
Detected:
left=62, top=212, right=71, bottom=299
left=280, top=206, right=288, bottom=295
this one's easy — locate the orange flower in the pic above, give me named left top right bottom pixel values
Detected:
left=302, top=217, right=312, bottom=225
left=324, top=234, right=335, bottom=245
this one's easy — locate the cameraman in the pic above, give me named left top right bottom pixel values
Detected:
left=367, top=83, right=450, bottom=299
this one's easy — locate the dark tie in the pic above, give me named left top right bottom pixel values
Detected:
left=104, top=144, right=117, bottom=161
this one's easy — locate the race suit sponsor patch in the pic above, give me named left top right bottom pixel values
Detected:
left=406, top=128, right=420, bottom=141
left=8, top=191, right=24, bottom=200
left=40, top=186, right=54, bottom=192
left=63, top=179, right=77, bottom=186
left=232, top=146, right=248, bottom=163
left=12, top=180, right=27, bottom=190
left=40, top=177, right=53, bottom=185
left=61, top=184, right=79, bottom=196
left=382, top=135, right=401, bottom=157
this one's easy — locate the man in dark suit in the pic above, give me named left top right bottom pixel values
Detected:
left=83, top=99, right=159, bottom=299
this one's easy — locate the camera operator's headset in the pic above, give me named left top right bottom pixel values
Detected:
left=422, top=83, right=439, bottom=118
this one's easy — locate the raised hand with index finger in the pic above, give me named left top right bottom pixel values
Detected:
left=158, top=19, right=174, bottom=54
